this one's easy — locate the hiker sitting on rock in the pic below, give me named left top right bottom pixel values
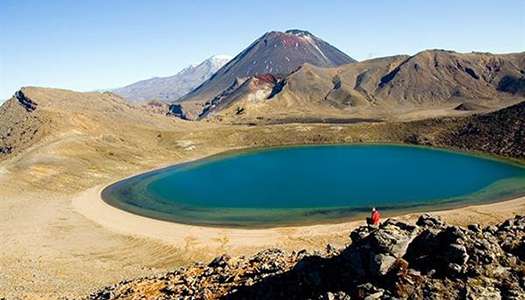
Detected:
left=367, top=207, right=381, bottom=225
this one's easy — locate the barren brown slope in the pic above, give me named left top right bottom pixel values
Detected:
left=0, top=87, right=189, bottom=159
left=434, top=99, right=525, bottom=158
left=373, top=50, right=525, bottom=103
left=0, top=87, right=214, bottom=193
left=0, top=90, right=47, bottom=156
left=175, top=30, right=355, bottom=119
left=202, top=51, right=525, bottom=124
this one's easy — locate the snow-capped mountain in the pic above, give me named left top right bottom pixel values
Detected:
left=113, top=55, right=232, bottom=103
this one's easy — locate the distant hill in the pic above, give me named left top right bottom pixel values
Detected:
left=0, top=87, right=193, bottom=161
left=194, top=50, right=525, bottom=123
left=113, top=55, right=232, bottom=103
left=175, top=30, right=356, bottom=118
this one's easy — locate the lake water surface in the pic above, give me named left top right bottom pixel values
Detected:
left=102, top=145, right=525, bottom=227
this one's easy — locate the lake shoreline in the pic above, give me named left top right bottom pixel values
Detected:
left=74, top=181, right=525, bottom=254
left=74, top=143, right=525, bottom=253
left=97, top=143, right=525, bottom=228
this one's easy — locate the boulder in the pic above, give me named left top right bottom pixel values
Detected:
left=416, top=213, right=446, bottom=228
left=446, top=244, right=469, bottom=265
left=370, top=253, right=397, bottom=276
left=209, top=254, right=231, bottom=268
left=350, top=225, right=373, bottom=243
left=368, top=222, right=419, bottom=257
left=167, top=103, right=187, bottom=119
left=468, top=224, right=482, bottom=233
left=14, top=90, right=38, bottom=112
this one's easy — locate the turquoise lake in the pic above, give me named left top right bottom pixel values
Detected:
left=102, top=145, right=525, bottom=227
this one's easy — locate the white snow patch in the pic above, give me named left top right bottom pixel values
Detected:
left=304, top=35, right=328, bottom=61
left=211, top=54, right=233, bottom=60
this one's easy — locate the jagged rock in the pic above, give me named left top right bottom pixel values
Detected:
left=14, top=90, right=38, bottom=112
left=317, top=291, right=351, bottom=300
left=356, top=283, right=384, bottom=299
left=468, top=224, right=481, bottom=232
left=86, top=215, right=525, bottom=300
left=209, top=254, right=231, bottom=268
left=447, top=262, right=463, bottom=276
left=167, top=103, right=187, bottom=119
left=416, top=213, right=445, bottom=228
left=446, top=244, right=469, bottom=266
left=485, top=225, right=498, bottom=234
left=370, top=253, right=397, bottom=276
left=350, top=225, right=373, bottom=243
left=364, top=292, right=383, bottom=300
left=368, top=222, right=418, bottom=256
left=0, top=146, right=12, bottom=154
left=326, top=244, right=338, bottom=255
left=466, top=285, right=502, bottom=300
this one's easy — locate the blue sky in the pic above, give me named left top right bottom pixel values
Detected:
left=1, top=0, right=524, bottom=101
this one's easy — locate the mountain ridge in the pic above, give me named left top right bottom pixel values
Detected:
left=175, top=29, right=356, bottom=118
left=113, top=55, right=232, bottom=103
left=196, top=50, right=525, bottom=123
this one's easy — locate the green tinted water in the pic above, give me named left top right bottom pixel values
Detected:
left=102, top=145, right=525, bottom=227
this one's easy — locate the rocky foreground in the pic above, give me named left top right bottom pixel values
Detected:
left=87, top=215, right=525, bottom=300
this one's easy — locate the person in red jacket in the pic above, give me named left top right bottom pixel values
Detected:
left=367, top=207, right=381, bottom=225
